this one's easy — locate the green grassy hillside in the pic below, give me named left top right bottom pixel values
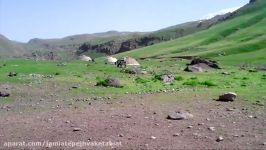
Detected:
left=115, top=0, right=266, bottom=66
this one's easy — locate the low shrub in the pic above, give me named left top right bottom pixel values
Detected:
left=200, top=81, right=217, bottom=87
left=183, top=80, right=200, bottom=86
left=152, top=74, right=162, bottom=82
left=175, top=76, right=184, bottom=81
left=54, top=72, right=60, bottom=75
left=135, top=77, right=150, bottom=84
left=96, top=77, right=109, bottom=87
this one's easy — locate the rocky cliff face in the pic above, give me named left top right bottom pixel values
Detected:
left=249, top=0, right=257, bottom=3
left=78, top=36, right=161, bottom=55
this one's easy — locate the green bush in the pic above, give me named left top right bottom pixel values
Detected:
left=190, top=76, right=198, bottom=80
left=54, top=72, right=60, bottom=75
left=200, top=81, right=217, bottom=87
left=175, top=76, right=184, bottom=81
left=242, top=77, right=249, bottom=80
left=183, top=80, right=200, bottom=86
left=135, top=77, right=150, bottom=84
left=96, top=77, right=109, bottom=87
left=262, top=74, right=266, bottom=80
left=152, top=74, right=162, bottom=82
left=183, top=79, right=216, bottom=87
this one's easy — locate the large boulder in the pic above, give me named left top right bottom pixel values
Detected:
left=184, top=63, right=211, bottom=72
left=161, top=74, right=175, bottom=83
left=190, top=58, right=221, bottom=69
left=185, top=57, right=221, bottom=72
left=106, top=78, right=121, bottom=87
left=218, top=92, right=237, bottom=102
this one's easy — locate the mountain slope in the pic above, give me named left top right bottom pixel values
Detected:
left=28, top=31, right=147, bottom=51
left=0, top=34, right=26, bottom=57
left=115, top=0, right=266, bottom=65
left=77, top=13, right=234, bottom=55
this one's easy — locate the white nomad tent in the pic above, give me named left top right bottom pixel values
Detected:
left=105, top=56, right=117, bottom=64
left=79, top=55, right=92, bottom=61
left=124, top=57, right=140, bottom=66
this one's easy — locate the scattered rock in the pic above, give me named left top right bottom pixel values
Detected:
left=96, top=77, right=122, bottom=88
left=72, top=85, right=79, bottom=89
left=167, top=111, right=193, bottom=120
left=173, top=133, right=180, bottom=137
left=218, top=92, right=237, bottom=102
left=187, top=125, right=193, bottom=129
left=248, top=115, right=253, bottom=118
left=262, top=142, right=266, bottom=146
left=161, top=74, right=175, bottom=84
left=226, top=108, right=234, bottom=111
left=8, top=72, right=17, bottom=77
left=0, top=91, right=10, bottom=97
left=184, top=63, right=209, bottom=72
left=150, top=136, right=156, bottom=140
left=216, top=136, right=224, bottom=142
left=126, top=115, right=132, bottom=118
left=222, top=72, right=230, bottom=75
left=208, top=127, right=215, bottom=131
left=73, top=128, right=81, bottom=132
left=118, top=134, right=124, bottom=137
left=122, top=67, right=146, bottom=74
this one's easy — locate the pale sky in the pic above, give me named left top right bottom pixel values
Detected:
left=0, top=0, right=249, bottom=42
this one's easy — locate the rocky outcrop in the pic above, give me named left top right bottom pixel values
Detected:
left=218, top=92, right=237, bottom=102
left=185, top=58, right=221, bottom=72
left=78, top=36, right=161, bottom=55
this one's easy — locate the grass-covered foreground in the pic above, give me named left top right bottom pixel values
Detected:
left=0, top=58, right=265, bottom=104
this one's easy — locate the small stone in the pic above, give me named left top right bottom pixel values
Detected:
left=150, top=136, right=156, bottom=140
left=118, top=134, right=124, bottom=137
left=226, top=108, right=234, bottom=111
left=248, top=115, right=253, bottom=118
left=198, top=123, right=204, bottom=126
left=263, top=142, right=266, bottom=146
left=167, top=111, right=193, bottom=120
left=187, top=125, right=193, bottom=129
left=233, top=135, right=239, bottom=137
left=73, top=128, right=81, bottom=131
left=126, top=115, right=132, bottom=118
left=72, top=85, right=79, bottom=89
left=208, top=127, right=215, bottom=131
left=216, top=136, right=224, bottom=142
left=65, top=120, right=70, bottom=124
left=173, top=133, right=180, bottom=137
left=206, top=118, right=210, bottom=121
left=222, top=72, right=230, bottom=75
